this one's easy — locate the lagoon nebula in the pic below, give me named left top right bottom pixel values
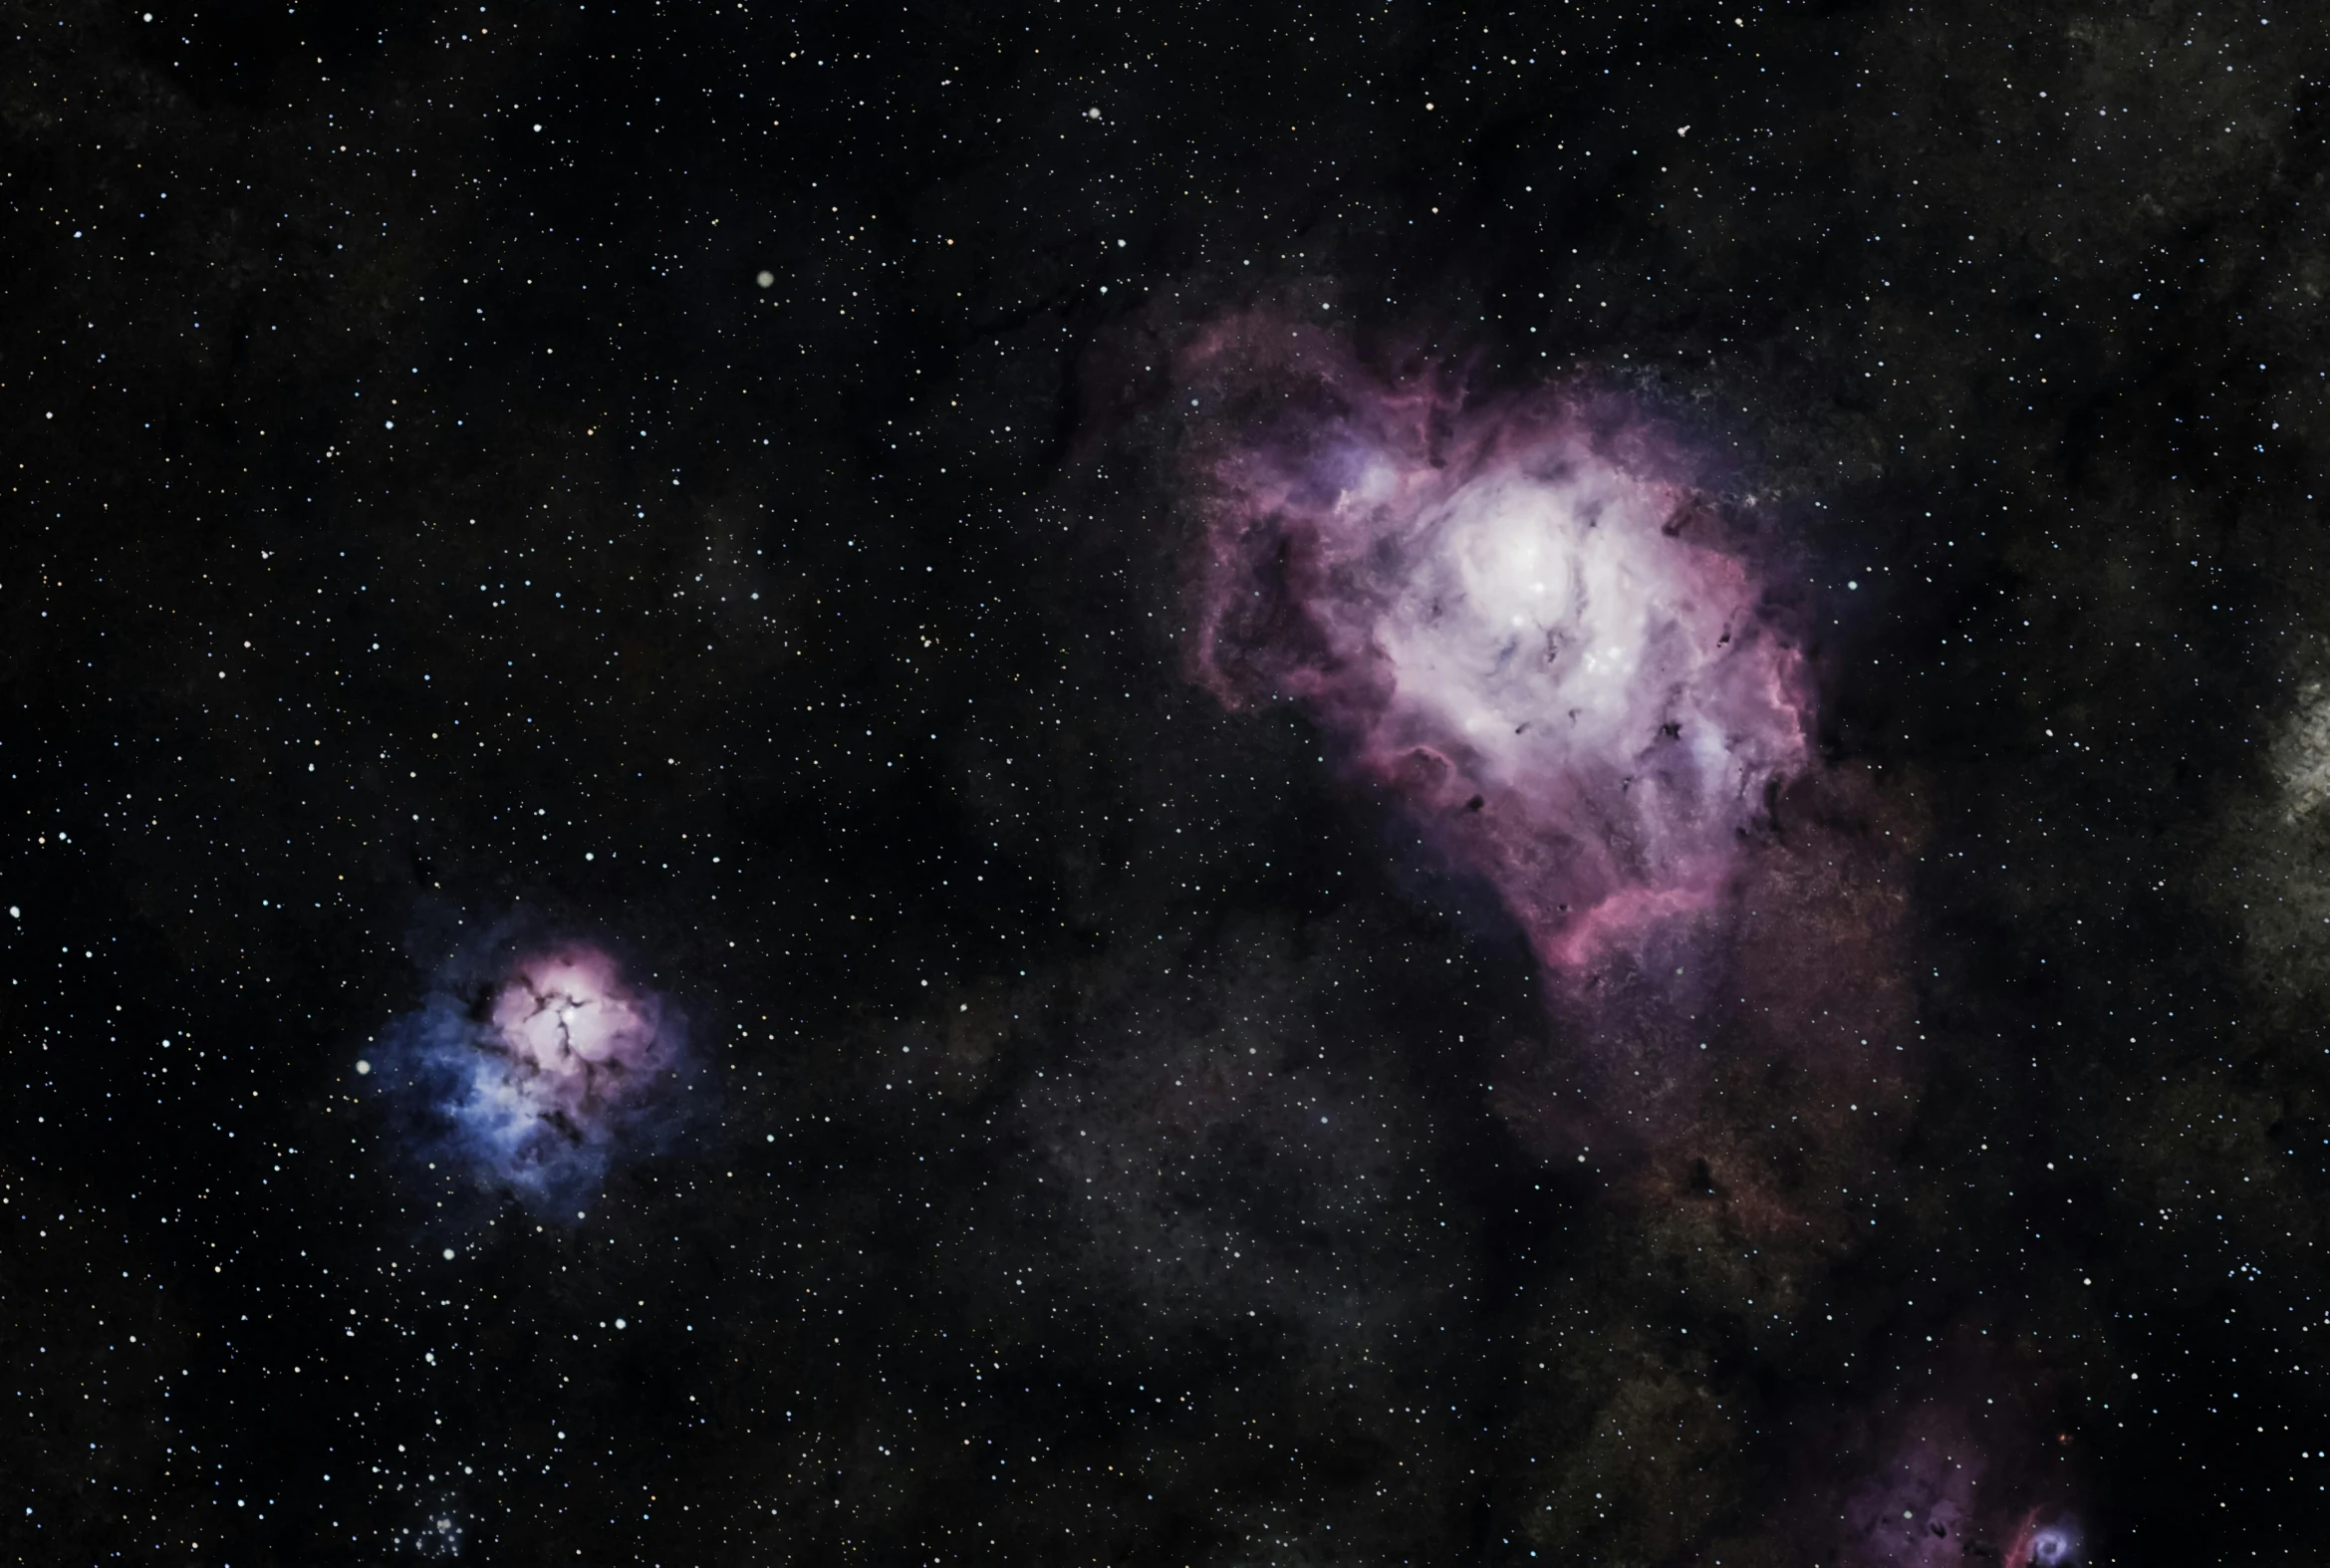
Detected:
left=1189, top=330, right=1810, bottom=978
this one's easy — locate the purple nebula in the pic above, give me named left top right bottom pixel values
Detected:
left=1187, top=328, right=1810, bottom=975
left=373, top=937, right=686, bottom=1210
left=1785, top=1339, right=2086, bottom=1568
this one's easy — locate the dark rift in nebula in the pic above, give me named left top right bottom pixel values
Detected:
left=370, top=931, right=689, bottom=1211
left=1185, top=321, right=1810, bottom=984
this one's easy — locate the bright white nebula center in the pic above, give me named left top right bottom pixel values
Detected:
left=1369, top=457, right=1799, bottom=877
left=1198, top=376, right=1809, bottom=970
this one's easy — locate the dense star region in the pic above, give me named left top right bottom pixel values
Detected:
left=6, top=0, right=2330, bottom=1564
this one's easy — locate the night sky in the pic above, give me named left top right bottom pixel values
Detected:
left=7, top=1, right=2330, bottom=1564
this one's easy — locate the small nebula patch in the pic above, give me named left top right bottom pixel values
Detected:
left=371, top=934, right=687, bottom=1211
left=2007, top=1514, right=2082, bottom=1568
left=1184, top=322, right=1810, bottom=976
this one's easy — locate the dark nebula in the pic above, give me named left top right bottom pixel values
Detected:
left=5, top=1, right=2326, bottom=1565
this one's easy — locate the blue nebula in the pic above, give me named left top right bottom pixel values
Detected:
left=2026, top=1524, right=2078, bottom=1566
left=371, top=933, right=688, bottom=1211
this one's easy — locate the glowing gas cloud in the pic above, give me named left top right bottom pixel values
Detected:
left=2006, top=1515, right=2083, bottom=1568
left=1770, top=1337, right=2085, bottom=1568
left=1818, top=1408, right=2083, bottom=1568
left=1189, top=327, right=1810, bottom=975
left=372, top=935, right=686, bottom=1209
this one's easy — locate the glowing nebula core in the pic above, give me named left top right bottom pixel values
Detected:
left=375, top=938, right=685, bottom=1209
left=2008, top=1516, right=2081, bottom=1568
left=1190, top=335, right=1810, bottom=973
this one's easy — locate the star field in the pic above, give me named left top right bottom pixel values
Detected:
left=9, top=0, right=2330, bottom=1564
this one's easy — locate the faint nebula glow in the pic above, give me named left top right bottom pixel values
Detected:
left=1799, top=1346, right=2085, bottom=1568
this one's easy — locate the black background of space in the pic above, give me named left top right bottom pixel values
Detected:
left=5, top=0, right=2329, bottom=1562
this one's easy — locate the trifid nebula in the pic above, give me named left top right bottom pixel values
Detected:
left=7, top=1, right=2330, bottom=1564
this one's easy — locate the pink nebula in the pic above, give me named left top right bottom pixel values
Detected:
left=454, top=945, right=679, bottom=1195
left=485, top=947, right=671, bottom=1121
left=1777, top=1337, right=2085, bottom=1568
left=1188, top=326, right=1811, bottom=974
left=378, top=937, right=686, bottom=1208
